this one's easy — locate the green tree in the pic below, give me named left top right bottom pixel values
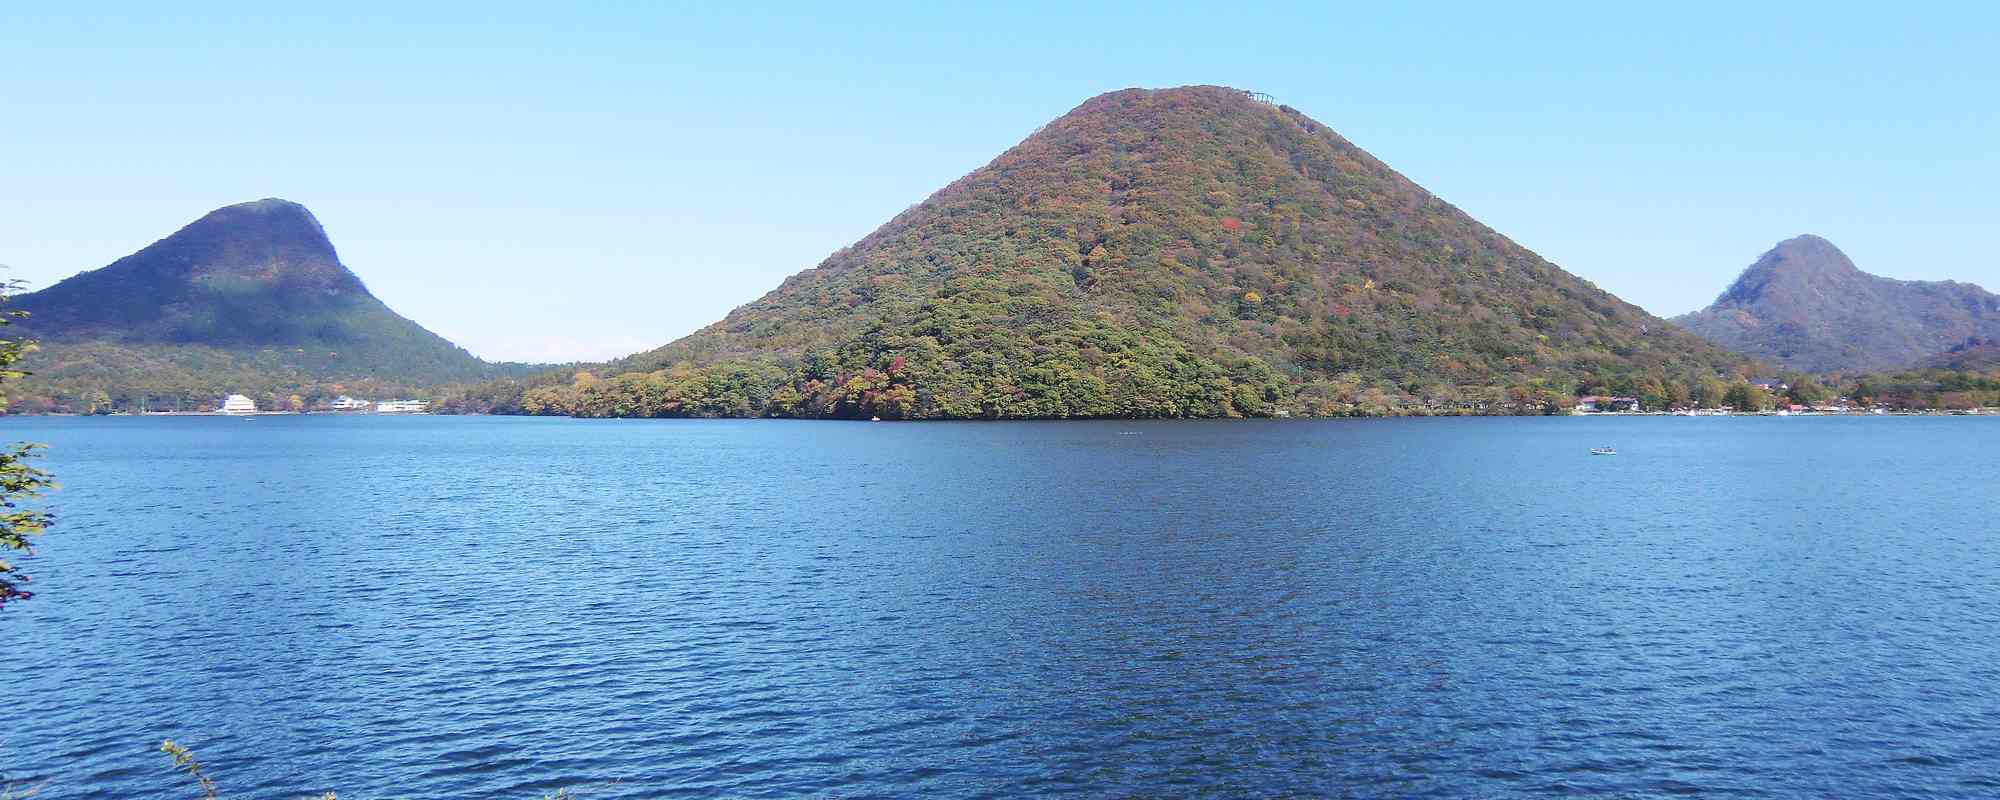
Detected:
left=1782, top=375, right=1829, bottom=406
left=1694, top=377, right=1728, bottom=409
left=1722, top=382, right=1773, bottom=412
left=1747, top=384, right=1775, bottom=411
left=82, top=388, right=114, bottom=415
left=0, top=280, right=55, bottom=609
left=1721, top=383, right=1752, bottom=411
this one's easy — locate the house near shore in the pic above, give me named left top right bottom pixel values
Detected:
left=375, top=399, right=429, bottom=413
left=1574, top=395, right=1640, bottom=413
left=329, top=395, right=370, bottom=410
left=218, top=394, right=257, bottom=414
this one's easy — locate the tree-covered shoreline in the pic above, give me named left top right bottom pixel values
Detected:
left=433, top=361, right=1965, bottom=420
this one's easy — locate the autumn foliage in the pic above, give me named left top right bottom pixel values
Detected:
left=449, top=86, right=1749, bottom=419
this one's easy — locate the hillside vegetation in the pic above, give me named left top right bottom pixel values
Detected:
left=9, top=199, right=529, bottom=412
left=1922, top=338, right=2000, bottom=372
left=1675, top=235, right=2000, bottom=374
left=454, top=86, right=1747, bottom=418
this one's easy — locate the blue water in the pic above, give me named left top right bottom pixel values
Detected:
left=3, top=415, right=1998, bottom=798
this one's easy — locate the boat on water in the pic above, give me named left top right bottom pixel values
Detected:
left=1590, top=446, right=1617, bottom=455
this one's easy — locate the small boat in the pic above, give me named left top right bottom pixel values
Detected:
left=1590, top=446, right=1617, bottom=456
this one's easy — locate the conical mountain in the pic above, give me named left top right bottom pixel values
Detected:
left=9, top=200, right=498, bottom=411
left=1674, top=235, right=2000, bottom=373
left=589, top=85, right=1744, bottom=418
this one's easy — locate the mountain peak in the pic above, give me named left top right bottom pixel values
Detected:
left=1075, top=84, right=1272, bottom=106
left=600, top=86, right=1742, bottom=418
left=172, top=197, right=337, bottom=260
left=12, top=199, right=495, bottom=391
left=1763, top=234, right=1854, bottom=271
left=19, top=201, right=376, bottom=346
left=1715, top=234, right=1860, bottom=307
left=1774, top=233, right=1835, bottom=249
left=1677, top=235, right=2000, bottom=372
left=1053, top=85, right=1306, bottom=136
left=220, top=196, right=313, bottom=215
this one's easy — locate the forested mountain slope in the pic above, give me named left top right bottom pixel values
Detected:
left=502, top=85, right=1745, bottom=418
left=1675, top=235, right=2000, bottom=374
left=9, top=199, right=522, bottom=411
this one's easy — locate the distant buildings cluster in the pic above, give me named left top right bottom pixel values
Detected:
left=1570, top=391, right=1910, bottom=416
left=214, top=394, right=428, bottom=414
left=1573, top=395, right=1640, bottom=413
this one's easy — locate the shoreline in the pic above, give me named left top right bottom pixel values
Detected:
left=2, top=411, right=432, bottom=418
left=4, top=410, right=1988, bottom=420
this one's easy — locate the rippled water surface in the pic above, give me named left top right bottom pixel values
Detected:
left=4, top=415, right=1998, bottom=798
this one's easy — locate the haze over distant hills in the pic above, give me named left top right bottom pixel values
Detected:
left=1673, top=235, right=2000, bottom=374
left=8, top=199, right=524, bottom=411
left=482, top=86, right=1748, bottom=418
left=1923, top=339, right=2000, bottom=372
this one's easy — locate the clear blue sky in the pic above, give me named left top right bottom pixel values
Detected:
left=4, top=3, right=1995, bottom=363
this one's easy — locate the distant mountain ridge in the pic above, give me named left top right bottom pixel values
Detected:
left=22, top=200, right=354, bottom=339
left=1925, top=338, right=2000, bottom=372
left=9, top=199, right=521, bottom=411
left=522, top=85, right=1748, bottom=418
left=17, top=198, right=484, bottom=379
left=1673, top=235, right=2000, bottom=373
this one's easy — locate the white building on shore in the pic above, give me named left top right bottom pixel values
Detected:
left=375, top=399, right=429, bottom=414
left=218, top=394, right=257, bottom=414
left=329, top=395, right=370, bottom=411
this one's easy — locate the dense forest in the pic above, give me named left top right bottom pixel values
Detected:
left=4, top=341, right=540, bottom=413
left=1843, top=368, right=2000, bottom=411
left=433, top=359, right=2000, bottom=418
left=8, top=339, right=545, bottom=414
left=431, top=356, right=2000, bottom=418
left=442, top=86, right=1752, bottom=419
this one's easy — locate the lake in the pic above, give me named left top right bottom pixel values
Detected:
left=3, top=415, right=1997, bottom=798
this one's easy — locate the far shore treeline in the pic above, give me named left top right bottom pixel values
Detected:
left=428, top=359, right=2000, bottom=419
left=17, top=354, right=1999, bottom=417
